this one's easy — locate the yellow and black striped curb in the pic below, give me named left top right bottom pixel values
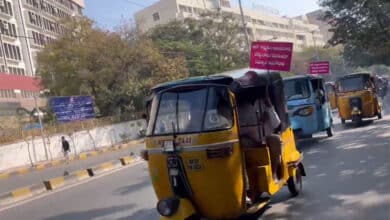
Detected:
left=44, top=169, right=90, bottom=190
left=0, top=139, right=143, bottom=179
left=0, top=183, right=46, bottom=207
left=87, top=160, right=123, bottom=176
left=0, top=156, right=139, bottom=208
left=120, top=156, right=136, bottom=165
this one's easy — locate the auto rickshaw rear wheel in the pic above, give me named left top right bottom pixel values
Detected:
left=341, top=119, right=345, bottom=124
left=378, top=112, right=382, bottom=119
left=326, top=126, right=333, bottom=137
left=287, top=166, right=302, bottom=197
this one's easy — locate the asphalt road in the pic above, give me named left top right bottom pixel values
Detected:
left=0, top=143, right=144, bottom=194
left=0, top=115, right=389, bottom=220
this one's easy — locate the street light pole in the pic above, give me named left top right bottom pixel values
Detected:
left=34, top=94, right=49, bottom=160
left=238, top=0, right=251, bottom=55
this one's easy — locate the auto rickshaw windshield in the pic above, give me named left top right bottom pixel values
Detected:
left=146, top=86, right=233, bottom=136
left=284, top=79, right=311, bottom=100
left=338, top=75, right=371, bottom=93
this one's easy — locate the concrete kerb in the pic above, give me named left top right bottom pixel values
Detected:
left=44, top=169, right=91, bottom=190
left=87, top=160, right=123, bottom=176
left=0, top=183, right=46, bottom=207
left=0, top=156, right=139, bottom=207
left=120, top=155, right=136, bottom=165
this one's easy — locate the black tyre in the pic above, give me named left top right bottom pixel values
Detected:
left=378, top=112, right=382, bottom=120
left=341, top=119, right=345, bottom=124
left=326, top=126, right=333, bottom=137
left=287, top=166, right=302, bottom=197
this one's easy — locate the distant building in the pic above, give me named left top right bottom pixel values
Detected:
left=305, top=9, right=332, bottom=42
left=0, top=0, right=84, bottom=111
left=135, top=0, right=326, bottom=52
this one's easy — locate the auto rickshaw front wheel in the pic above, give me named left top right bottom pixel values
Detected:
left=287, top=166, right=303, bottom=197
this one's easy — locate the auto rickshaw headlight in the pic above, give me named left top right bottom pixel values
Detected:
left=157, top=198, right=180, bottom=217
left=294, top=106, right=314, bottom=116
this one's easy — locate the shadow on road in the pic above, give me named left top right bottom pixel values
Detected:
left=42, top=204, right=135, bottom=220
left=255, top=117, right=390, bottom=220
left=113, top=176, right=151, bottom=196
left=116, top=208, right=158, bottom=220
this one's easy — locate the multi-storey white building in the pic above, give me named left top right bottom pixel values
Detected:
left=0, top=0, right=84, bottom=77
left=0, top=0, right=84, bottom=111
left=135, top=0, right=326, bottom=51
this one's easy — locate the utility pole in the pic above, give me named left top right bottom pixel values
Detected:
left=34, top=95, right=49, bottom=160
left=311, top=31, right=320, bottom=60
left=238, top=0, right=251, bottom=55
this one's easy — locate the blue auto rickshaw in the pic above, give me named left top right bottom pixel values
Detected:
left=283, top=75, right=333, bottom=139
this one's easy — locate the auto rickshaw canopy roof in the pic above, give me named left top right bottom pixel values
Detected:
left=283, top=74, right=322, bottom=82
left=336, top=72, right=372, bottom=81
left=148, top=68, right=290, bottom=132
left=150, top=68, right=282, bottom=95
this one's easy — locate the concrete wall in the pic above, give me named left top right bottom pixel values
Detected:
left=0, top=119, right=147, bottom=171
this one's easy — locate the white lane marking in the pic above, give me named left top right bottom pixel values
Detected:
left=0, top=160, right=145, bottom=213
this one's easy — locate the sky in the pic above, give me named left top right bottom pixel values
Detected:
left=84, top=0, right=320, bottom=30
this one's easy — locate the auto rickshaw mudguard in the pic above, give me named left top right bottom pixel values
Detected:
left=160, top=198, right=197, bottom=220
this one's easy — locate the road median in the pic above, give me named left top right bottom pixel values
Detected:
left=0, top=183, right=46, bottom=207
left=87, top=160, right=123, bottom=176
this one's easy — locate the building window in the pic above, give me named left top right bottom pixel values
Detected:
left=0, top=0, right=13, bottom=16
left=220, top=0, right=231, bottom=8
left=8, top=67, right=25, bottom=75
left=179, top=5, right=192, bottom=13
left=2, top=43, right=22, bottom=61
left=152, top=12, right=160, bottom=21
left=296, top=35, right=305, bottom=40
left=0, top=20, right=17, bottom=37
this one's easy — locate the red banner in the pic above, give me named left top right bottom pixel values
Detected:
left=309, top=61, right=330, bottom=74
left=250, top=41, right=293, bottom=72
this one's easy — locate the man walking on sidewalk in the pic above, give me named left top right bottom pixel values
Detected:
left=61, top=136, right=71, bottom=163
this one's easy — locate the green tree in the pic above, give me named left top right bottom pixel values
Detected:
left=320, top=0, right=390, bottom=66
left=37, top=17, right=188, bottom=116
left=148, top=12, right=249, bottom=76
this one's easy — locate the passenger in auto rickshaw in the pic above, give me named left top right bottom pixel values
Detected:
left=235, top=73, right=283, bottom=202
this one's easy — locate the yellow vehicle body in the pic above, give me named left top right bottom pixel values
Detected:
left=336, top=73, right=382, bottom=124
left=337, top=90, right=381, bottom=120
left=146, top=124, right=301, bottom=219
left=143, top=70, right=305, bottom=220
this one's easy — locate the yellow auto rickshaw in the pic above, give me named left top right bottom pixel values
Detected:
left=141, top=69, right=305, bottom=220
left=325, top=82, right=337, bottom=110
left=336, top=72, right=382, bottom=125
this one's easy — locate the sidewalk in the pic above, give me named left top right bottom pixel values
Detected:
left=0, top=140, right=145, bottom=194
